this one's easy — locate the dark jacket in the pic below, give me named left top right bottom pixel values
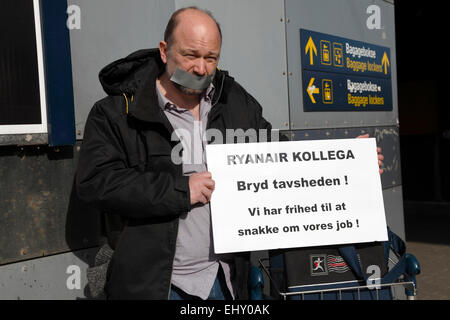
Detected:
left=76, top=48, right=273, bottom=299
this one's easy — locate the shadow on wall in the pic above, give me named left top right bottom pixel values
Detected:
left=65, top=174, right=103, bottom=299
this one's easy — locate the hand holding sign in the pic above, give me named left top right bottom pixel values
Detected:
left=356, top=133, right=384, bottom=174
left=189, top=171, right=215, bottom=205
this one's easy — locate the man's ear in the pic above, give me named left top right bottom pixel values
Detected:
left=159, top=41, right=169, bottom=64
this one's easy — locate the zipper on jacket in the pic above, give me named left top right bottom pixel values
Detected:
left=167, top=162, right=184, bottom=300
left=166, top=72, right=226, bottom=300
left=167, top=222, right=177, bottom=300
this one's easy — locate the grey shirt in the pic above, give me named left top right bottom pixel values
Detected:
left=156, top=81, right=235, bottom=300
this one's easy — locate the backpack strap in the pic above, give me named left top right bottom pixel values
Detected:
left=380, top=227, right=407, bottom=284
left=338, top=227, right=407, bottom=285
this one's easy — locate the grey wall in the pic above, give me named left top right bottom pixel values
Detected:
left=70, top=0, right=293, bottom=135
left=176, top=0, right=290, bottom=130
left=68, top=0, right=175, bottom=139
left=69, top=0, right=399, bottom=132
left=0, top=247, right=96, bottom=299
left=285, top=0, right=398, bottom=129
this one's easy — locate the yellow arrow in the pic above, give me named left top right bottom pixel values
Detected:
left=381, top=52, right=390, bottom=75
left=307, top=77, right=319, bottom=103
left=305, top=36, right=317, bottom=65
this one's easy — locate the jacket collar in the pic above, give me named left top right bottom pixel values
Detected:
left=127, top=57, right=229, bottom=130
left=125, top=59, right=178, bottom=137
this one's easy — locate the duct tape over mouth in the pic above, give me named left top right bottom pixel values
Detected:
left=170, top=67, right=215, bottom=90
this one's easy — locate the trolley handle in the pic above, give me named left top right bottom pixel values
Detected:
left=404, top=253, right=421, bottom=299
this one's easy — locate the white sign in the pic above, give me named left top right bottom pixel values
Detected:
left=206, top=138, right=388, bottom=254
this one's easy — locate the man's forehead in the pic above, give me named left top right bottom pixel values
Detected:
left=172, top=10, right=221, bottom=43
left=172, top=28, right=221, bottom=54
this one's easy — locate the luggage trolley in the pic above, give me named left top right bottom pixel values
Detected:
left=251, top=255, right=420, bottom=300
left=250, top=231, right=421, bottom=300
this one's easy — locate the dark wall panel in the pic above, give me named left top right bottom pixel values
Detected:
left=0, top=143, right=100, bottom=265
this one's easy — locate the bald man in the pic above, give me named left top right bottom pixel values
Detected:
left=76, top=7, right=273, bottom=300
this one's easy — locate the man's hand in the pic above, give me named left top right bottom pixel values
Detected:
left=356, top=133, right=384, bottom=175
left=189, top=172, right=215, bottom=205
